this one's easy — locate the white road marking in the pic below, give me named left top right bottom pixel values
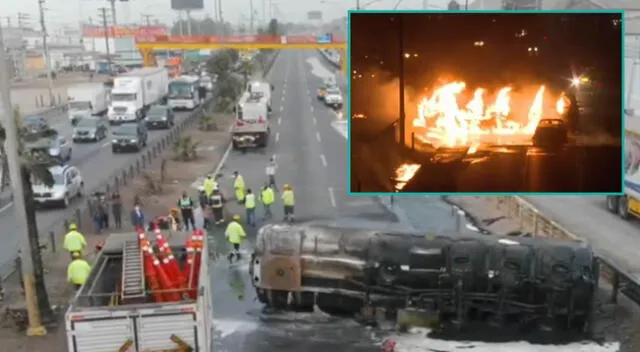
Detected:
left=328, top=187, right=337, bottom=208
left=313, top=117, right=317, bottom=125
left=316, top=132, right=322, bottom=142
left=280, top=105, right=284, bottom=112
left=275, top=132, right=280, bottom=143
left=282, top=96, right=285, bottom=102
left=277, top=117, right=281, bottom=125
left=320, top=154, right=327, bottom=167
left=310, top=105, right=314, bottom=112
left=101, top=141, right=111, bottom=148
left=0, top=201, right=13, bottom=213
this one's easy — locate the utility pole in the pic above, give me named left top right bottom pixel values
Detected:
left=37, top=0, right=55, bottom=106
left=98, top=8, right=112, bottom=72
left=423, top=0, right=429, bottom=9
left=108, top=0, right=117, bottom=25
left=88, top=17, right=96, bottom=52
left=249, top=0, right=255, bottom=33
left=262, top=0, right=266, bottom=26
left=398, top=15, right=405, bottom=148
left=218, top=0, right=224, bottom=34
left=186, top=10, right=192, bottom=36
left=356, top=0, right=361, bottom=9
left=141, top=14, right=152, bottom=27
left=0, top=24, right=47, bottom=338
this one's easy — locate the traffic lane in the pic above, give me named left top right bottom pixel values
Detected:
left=524, top=196, right=640, bottom=274
left=211, top=51, right=381, bottom=352
left=0, top=107, right=200, bottom=276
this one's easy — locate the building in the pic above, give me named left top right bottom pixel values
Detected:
left=81, top=24, right=168, bottom=66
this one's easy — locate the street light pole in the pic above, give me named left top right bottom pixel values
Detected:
left=0, top=25, right=47, bottom=337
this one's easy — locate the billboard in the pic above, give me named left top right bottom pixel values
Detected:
left=307, top=11, right=322, bottom=20
left=82, top=25, right=168, bottom=38
left=171, top=0, right=204, bottom=10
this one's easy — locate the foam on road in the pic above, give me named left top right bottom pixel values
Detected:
left=525, top=196, right=640, bottom=275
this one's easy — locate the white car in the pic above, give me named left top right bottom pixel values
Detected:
left=324, top=87, right=343, bottom=109
left=32, top=165, right=84, bottom=208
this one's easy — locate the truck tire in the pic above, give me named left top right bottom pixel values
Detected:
left=291, top=292, right=315, bottom=312
left=618, top=196, right=630, bottom=220
left=606, top=196, right=619, bottom=214
left=316, top=293, right=363, bottom=317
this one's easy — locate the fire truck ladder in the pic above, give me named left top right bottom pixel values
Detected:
left=121, top=239, right=146, bottom=302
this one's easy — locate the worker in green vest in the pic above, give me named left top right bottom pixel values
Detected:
left=63, top=223, right=87, bottom=260
left=244, top=188, right=257, bottom=227
left=281, top=184, right=295, bottom=222
left=225, top=214, right=247, bottom=263
left=177, top=192, right=196, bottom=230
left=233, top=171, right=246, bottom=204
left=260, top=184, right=275, bottom=220
left=203, top=174, right=217, bottom=198
left=67, top=251, right=91, bottom=290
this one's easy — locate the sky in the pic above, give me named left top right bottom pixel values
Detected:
left=0, top=0, right=452, bottom=32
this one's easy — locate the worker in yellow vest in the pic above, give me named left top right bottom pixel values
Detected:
left=260, top=184, right=275, bottom=220
left=203, top=174, right=217, bottom=198
left=67, top=251, right=91, bottom=290
left=281, top=184, right=295, bottom=222
left=63, top=223, right=87, bottom=260
left=225, top=215, right=247, bottom=263
left=244, top=188, right=257, bottom=227
left=233, top=171, right=246, bottom=204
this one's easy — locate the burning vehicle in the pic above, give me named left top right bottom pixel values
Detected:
left=250, top=223, right=598, bottom=334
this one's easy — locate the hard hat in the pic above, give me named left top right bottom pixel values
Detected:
left=69, top=223, right=78, bottom=231
left=233, top=214, right=241, bottom=220
left=71, top=251, right=81, bottom=259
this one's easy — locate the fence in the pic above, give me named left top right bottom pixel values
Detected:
left=488, top=196, right=640, bottom=306
left=0, top=49, right=282, bottom=283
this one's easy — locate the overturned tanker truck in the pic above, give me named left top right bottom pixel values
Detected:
left=249, top=223, right=599, bottom=334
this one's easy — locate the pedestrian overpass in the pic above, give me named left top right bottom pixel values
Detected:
left=135, top=35, right=347, bottom=74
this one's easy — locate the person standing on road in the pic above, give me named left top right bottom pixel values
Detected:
left=211, top=187, right=225, bottom=224
left=130, top=204, right=146, bottom=230
left=111, top=192, right=122, bottom=229
left=88, top=195, right=101, bottom=233
left=64, top=223, right=87, bottom=260
left=281, top=184, right=295, bottom=222
left=203, top=174, right=217, bottom=198
left=225, top=214, right=247, bottom=263
left=100, top=194, right=110, bottom=229
left=233, top=171, right=246, bottom=204
left=178, top=192, right=196, bottom=230
left=67, top=251, right=91, bottom=290
left=244, top=189, right=257, bottom=227
left=260, top=184, right=275, bottom=220
left=265, top=156, right=278, bottom=191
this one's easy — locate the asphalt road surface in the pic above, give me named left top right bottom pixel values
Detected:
left=0, top=95, right=206, bottom=278
left=207, top=50, right=396, bottom=352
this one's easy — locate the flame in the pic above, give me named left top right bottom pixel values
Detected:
left=394, top=163, right=420, bottom=191
left=412, top=82, right=566, bottom=148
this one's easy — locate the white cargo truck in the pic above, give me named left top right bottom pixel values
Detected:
left=67, top=83, right=108, bottom=123
left=606, top=118, right=640, bottom=219
left=247, top=80, right=273, bottom=116
left=65, top=231, right=213, bottom=352
left=232, top=90, right=271, bottom=149
left=107, top=67, right=169, bottom=125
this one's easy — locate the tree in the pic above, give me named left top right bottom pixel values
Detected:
left=0, top=108, right=56, bottom=322
left=267, top=19, right=280, bottom=36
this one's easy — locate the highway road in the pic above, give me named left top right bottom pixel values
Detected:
left=525, top=196, right=640, bottom=277
left=0, top=92, right=205, bottom=278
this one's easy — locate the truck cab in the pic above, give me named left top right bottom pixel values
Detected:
left=108, top=77, right=143, bottom=124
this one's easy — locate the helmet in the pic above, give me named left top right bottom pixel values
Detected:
left=69, top=223, right=78, bottom=231
left=71, top=251, right=81, bottom=259
left=233, top=214, right=241, bottom=221
left=283, top=184, right=291, bottom=190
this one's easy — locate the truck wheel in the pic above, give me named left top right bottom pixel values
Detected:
left=606, top=196, right=619, bottom=213
left=266, top=289, right=288, bottom=309
left=316, top=293, right=362, bottom=317
left=618, top=196, right=630, bottom=220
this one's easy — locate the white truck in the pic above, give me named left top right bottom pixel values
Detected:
left=247, top=80, right=273, bottom=116
left=65, top=231, right=213, bottom=352
left=232, top=90, right=271, bottom=149
left=168, top=76, right=201, bottom=110
left=606, top=118, right=640, bottom=219
left=67, top=83, right=108, bottom=124
left=107, top=67, right=169, bottom=125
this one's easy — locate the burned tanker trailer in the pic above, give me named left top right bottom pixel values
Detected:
left=249, top=223, right=599, bottom=333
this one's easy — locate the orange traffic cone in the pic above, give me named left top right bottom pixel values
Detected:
left=155, top=225, right=187, bottom=297
left=141, top=244, right=164, bottom=302
left=192, top=230, right=203, bottom=290
left=182, top=239, right=197, bottom=299
left=151, top=251, right=181, bottom=302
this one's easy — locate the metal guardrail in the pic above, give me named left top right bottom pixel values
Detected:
left=317, top=49, right=341, bottom=68
left=0, top=50, right=282, bottom=283
left=491, top=196, right=640, bottom=306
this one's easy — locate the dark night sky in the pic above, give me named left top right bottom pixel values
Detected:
left=350, top=12, right=622, bottom=86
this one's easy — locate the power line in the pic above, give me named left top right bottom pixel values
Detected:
left=97, top=7, right=112, bottom=72
left=38, top=0, right=55, bottom=106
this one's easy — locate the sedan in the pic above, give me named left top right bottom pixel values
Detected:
left=72, top=117, right=108, bottom=143
left=145, top=104, right=174, bottom=130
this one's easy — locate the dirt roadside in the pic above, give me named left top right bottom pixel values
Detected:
left=447, top=196, right=640, bottom=352
left=0, top=111, right=234, bottom=352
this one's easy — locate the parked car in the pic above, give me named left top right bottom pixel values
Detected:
left=72, top=117, right=108, bottom=142
left=145, top=104, right=174, bottom=130
left=111, top=122, right=148, bottom=153
left=32, top=165, right=84, bottom=208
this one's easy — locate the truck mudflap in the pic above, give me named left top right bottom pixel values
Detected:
left=67, top=311, right=199, bottom=352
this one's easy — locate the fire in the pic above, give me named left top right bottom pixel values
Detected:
left=394, top=163, right=420, bottom=191
left=412, top=82, right=566, bottom=148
